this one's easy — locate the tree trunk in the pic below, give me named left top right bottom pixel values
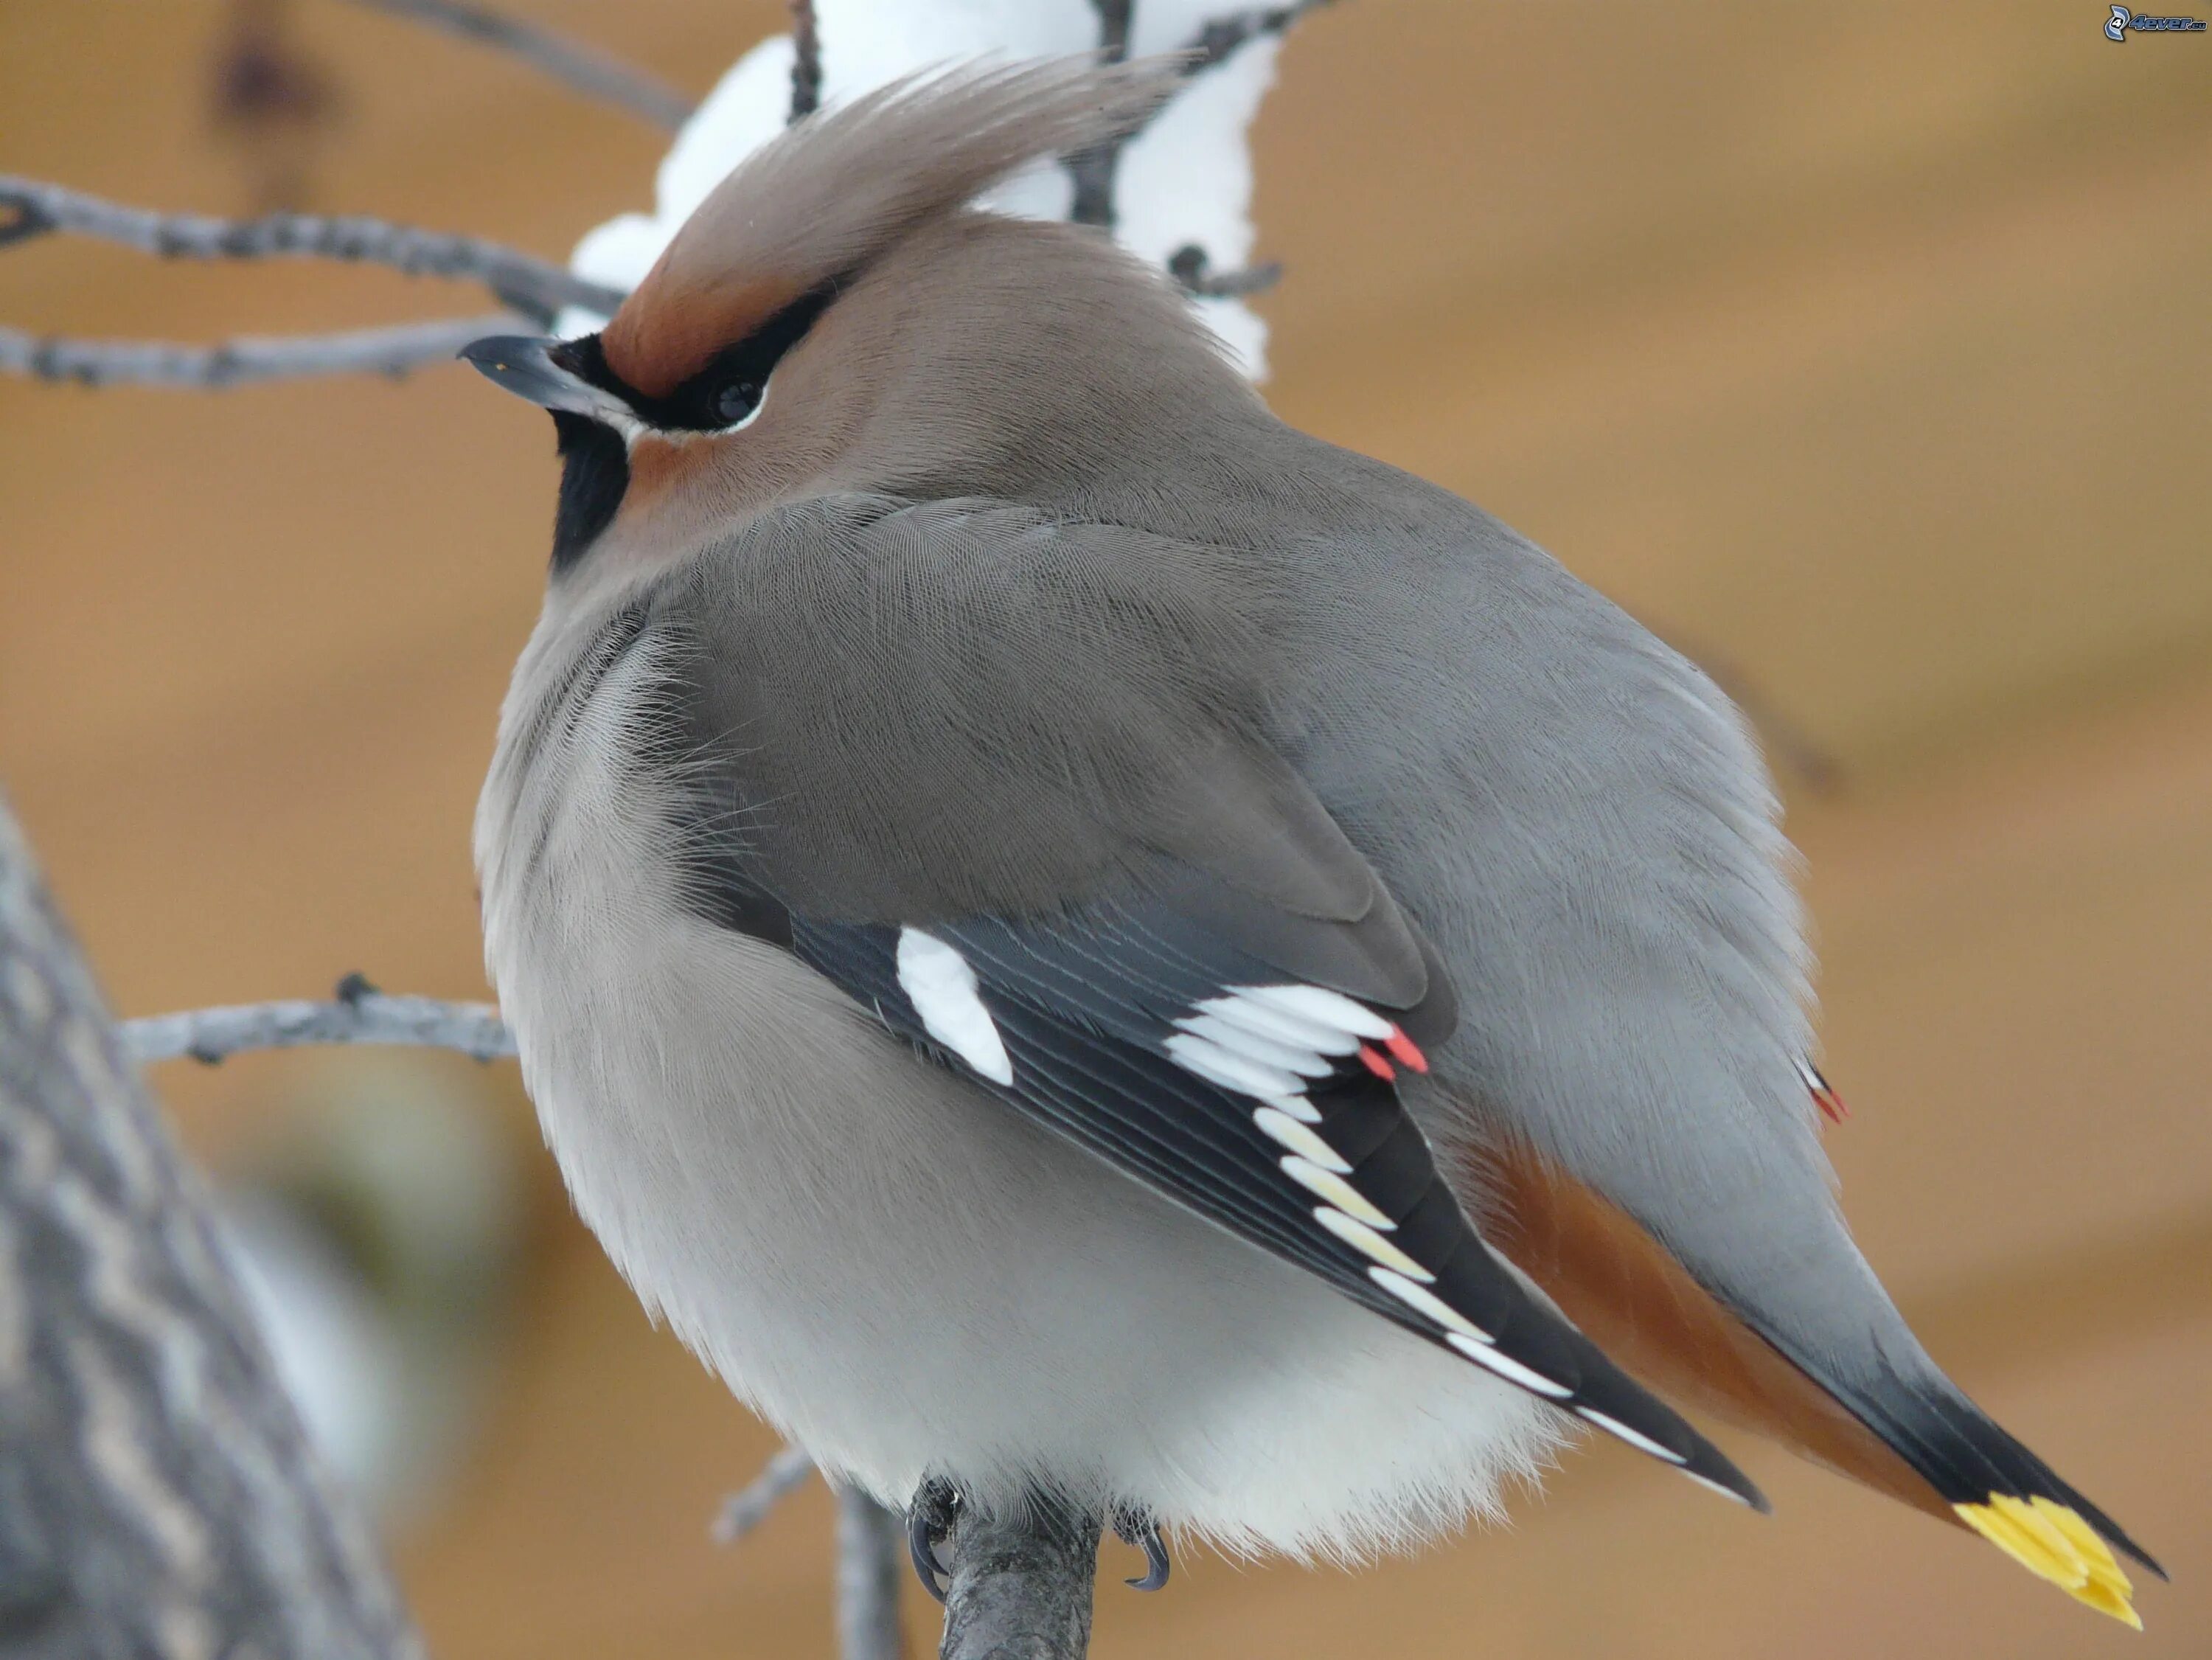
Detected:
left=0, top=792, right=422, bottom=1660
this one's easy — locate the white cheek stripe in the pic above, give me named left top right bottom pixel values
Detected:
left=1281, top=1156, right=1393, bottom=1229
left=1314, top=1206, right=1430, bottom=1281
left=894, top=928, right=1013, bottom=1086
left=1368, top=1267, right=1491, bottom=1342
left=1447, top=1333, right=1572, bottom=1399
left=1576, top=1408, right=1687, bottom=1464
left=1252, top=1108, right=1350, bottom=1172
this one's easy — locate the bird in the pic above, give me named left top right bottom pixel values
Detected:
left=462, top=56, right=2160, bottom=1625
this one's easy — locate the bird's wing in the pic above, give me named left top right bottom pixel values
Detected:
left=647, top=493, right=1765, bottom=1507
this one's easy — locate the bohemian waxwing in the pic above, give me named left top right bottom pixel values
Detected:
left=463, top=57, right=2159, bottom=1623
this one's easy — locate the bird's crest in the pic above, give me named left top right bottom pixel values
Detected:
left=600, top=56, right=1182, bottom=399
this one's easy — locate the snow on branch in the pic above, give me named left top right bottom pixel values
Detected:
left=336, top=0, right=695, bottom=131
left=11, top=13, right=1340, bottom=1650
left=560, top=0, right=1330, bottom=377
left=1182, top=1, right=1335, bottom=72
left=3, top=2, right=1329, bottom=389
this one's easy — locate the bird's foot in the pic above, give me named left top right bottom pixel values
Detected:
left=906, top=1476, right=961, bottom=1603
left=1111, top=1504, right=1171, bottom=1591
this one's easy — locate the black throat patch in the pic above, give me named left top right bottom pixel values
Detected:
left=549, top=410, right=628, bottom=573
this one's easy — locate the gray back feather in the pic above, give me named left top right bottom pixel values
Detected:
left=647, top=495, right=1394, bottom=937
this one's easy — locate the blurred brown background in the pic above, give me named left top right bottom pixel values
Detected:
left=2, top=1, right=2207, bottom=1656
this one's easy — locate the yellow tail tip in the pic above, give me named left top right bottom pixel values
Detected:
left=1955, top=1498, right=2141, bottom=1628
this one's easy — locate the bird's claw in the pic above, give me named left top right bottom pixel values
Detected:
left=1112, top=1505, right=1171, bottom=1591
left=907, top=1476, right=960, bottom=1603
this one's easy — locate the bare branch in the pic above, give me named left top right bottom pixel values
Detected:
left=1713, top=677, right=1846, bottom=796
left=122, top=985, right=515, bottom=1065
left=788, top=0, right=824, bottom=123
left=336, top=0, right=694, bottom=132
left=0, top=312, right=518, bottom=389
left=712, top=1445, right=818, bottom=1545
left=1183, top=1, right=1337, bottom=73
left=939, top=1495, right=1099, bottom=1660
left=1066, top=0, right=1135, bottom=229
left=835, top=1488, right=908, bottom=1660
left=0, top=176, right=625, bottom=322
left=0, top=176, right=613, bottom=387
left=209, top=0, right=344, bottom=212
left=1661, top=636, right=1848, bottom=796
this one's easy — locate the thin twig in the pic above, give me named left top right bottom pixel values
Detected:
left=0, top=176, right=625, bottom=323
left=1183, top=1, right=1335, bottom=73
left=835, top=1488, right=908, bottom=1660
left=0, top=313, right=520, bottom=389
left=1065, top=0, right=1135, bottom=228
left=1092, top=0, right=1135, bottom=66
left=1102, top=3, right=1336, bottom=155
left=123, top=986, right=515, bottom=1064
left=335, top=0, right=694, bottom=131
left=1663, top=636, right=1848, bottom=796
left=788, top=0, right=823, bottom=123
left=210, top=0, right=344, bottom=212
left=1167, top=243, right=1282, bottom=298
left=712, top=1445, right=818, bottom=1544
left=1073, top=2, right=1332, bottom=278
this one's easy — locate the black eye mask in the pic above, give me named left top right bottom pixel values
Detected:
left=540, top=282, right=841, bottom=572
left=556, top=282, right=841, bottom=434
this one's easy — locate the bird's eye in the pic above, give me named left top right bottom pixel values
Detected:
left=714, top=378, right=763, bottom=427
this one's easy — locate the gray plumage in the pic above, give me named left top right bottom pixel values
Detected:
left=466, top=57, right=2154, bottom=1597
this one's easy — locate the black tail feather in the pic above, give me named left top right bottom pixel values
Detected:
left=1759, top=1332, right=2162, bottom=1580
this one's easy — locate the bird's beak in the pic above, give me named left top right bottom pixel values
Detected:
left=460, top=335, right=634, bottom=426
